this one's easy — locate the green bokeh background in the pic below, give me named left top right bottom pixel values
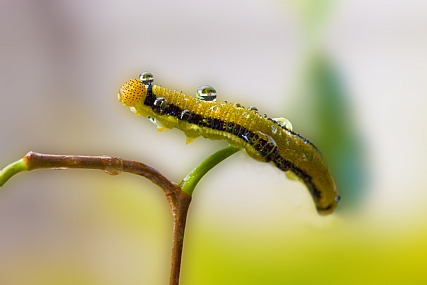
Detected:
left=1, top=0, right=427, bottom=284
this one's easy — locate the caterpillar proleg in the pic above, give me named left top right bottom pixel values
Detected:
left=118, top=72, right=340, bottom=215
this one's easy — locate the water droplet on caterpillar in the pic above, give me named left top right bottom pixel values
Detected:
left=260, top=134, right=277, bottom=157
left=147, top=116, right=157, bottom=124
left=285, top=170, right=299, bottom=181
left=247, top=106, right=258, bottom=113
left=180, top=109, right=191, bottom=120
left=271, top=125, right=277, bottom=134
left=273, top=117, right=293, bottom=131
left=301, top=153, right=307, bottom=161
left=139, top=71, right=154, bottom=87
left=147, top=116, right=168, bottom=131
left=242, top=112, right=250, bottom=119
left=153, top=97, right=169, bottom=114
left=209, top=105, right=219, bottom=112
left=250, top=131, right=278, bottom=160
left=197, top=85, right=217, bottom=101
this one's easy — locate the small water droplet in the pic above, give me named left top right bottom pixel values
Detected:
left=262, top=114, right=268, bottom=118
left=234, top=102, right=242, bottom=108
left=247, top=106, right=258, bottom=113
left=103, top=169, right=122, bottom=176
left=180, top=109, right=191, bottom=120
left=273, top=117, right=293, bottom=131
left=147, top=116, right=156, bottom=124
left=209, top=105, right=219, bottom=112
left=64, top=156, right=80, bottom=166
left=271, top=125, right=277, bottom=134
left=139, top=71, right=154, bottom=87
left=253, top=131, right=277, bottom=158
left=153, top=97, right=169, bottom=114
left=241, top=131, right=250, bottom=142
left=201, top=117, right=208, bottom=126
left=286, top=170, right=299, bottom=181
left=242, top=112, right=250, bottom=119
left=335, top=195, right=341, bottom=202
left=101, top=156, right=123, bottom=176
left=197, top=85, right=217, bottom=101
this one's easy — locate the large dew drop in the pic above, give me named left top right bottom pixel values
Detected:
left=196, top=85, right=217, bottom=101
left=273, top=117, right=293, bottom=131
left=139, top=71, right=154, bottom=87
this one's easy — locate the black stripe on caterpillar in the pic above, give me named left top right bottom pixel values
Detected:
left=118, top=75, right=340, bottom=215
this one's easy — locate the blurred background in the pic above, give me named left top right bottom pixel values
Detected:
left=1, top=0, right=427, bottom=284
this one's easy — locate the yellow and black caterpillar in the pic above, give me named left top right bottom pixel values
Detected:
left=118, top=72, right=340, bottom=215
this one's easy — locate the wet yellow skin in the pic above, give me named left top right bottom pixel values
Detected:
left=118, top=79, right=340, bottom=214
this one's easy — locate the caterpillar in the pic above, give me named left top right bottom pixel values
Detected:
left=118, top=72, right=340, bottom=215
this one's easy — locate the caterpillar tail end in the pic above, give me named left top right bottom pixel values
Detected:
left=315, top=190, right=341, bottom=215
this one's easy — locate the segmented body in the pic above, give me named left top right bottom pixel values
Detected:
left=118, top=78, right=340, bottom=214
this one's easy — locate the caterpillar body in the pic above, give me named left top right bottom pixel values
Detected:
left=118, top=73, right=340, bottom=215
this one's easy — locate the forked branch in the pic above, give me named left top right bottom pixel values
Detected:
left=1, top=147, right=239, bottom=285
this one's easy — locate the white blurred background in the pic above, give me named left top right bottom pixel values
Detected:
left=1, top=0, right=427, bottom=284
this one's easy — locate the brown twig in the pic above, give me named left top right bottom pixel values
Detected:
left=22, top=151, right=191, bottom=285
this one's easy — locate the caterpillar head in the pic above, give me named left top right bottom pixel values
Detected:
left=118, top=79, right=147, bottom=106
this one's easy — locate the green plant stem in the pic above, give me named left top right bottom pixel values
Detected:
left=179, top=145, right=240, bottom=196
left=0, top=158, right=28, bottom=187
